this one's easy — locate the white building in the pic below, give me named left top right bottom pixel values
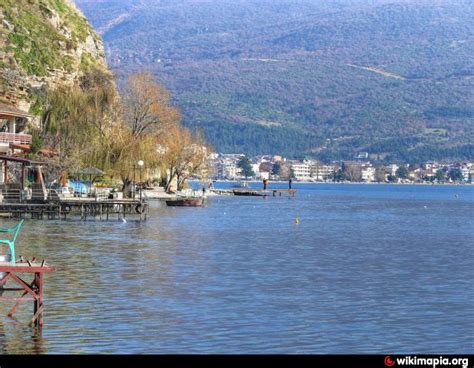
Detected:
left=310, top=163, right=335, bottom=181
left=216, top=154, right=245, bottom=179
left=460, top=166, right=470, bottom=182
left=221, top=161, right=240, bottom=179
left=355, top=152, right=369, bottom=159
left=387, top=164, right=399, bottom=176
left=291, top=161, right=311, bottom=181
left=361, top=166, right=376, bottom=182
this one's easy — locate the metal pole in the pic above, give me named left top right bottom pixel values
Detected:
left=139, top=168, right=142, bottom=202
left=133, top=165, right=136, bottom=199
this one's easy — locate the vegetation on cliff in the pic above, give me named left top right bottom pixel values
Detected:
left=1, top=0, right=104, bottom=77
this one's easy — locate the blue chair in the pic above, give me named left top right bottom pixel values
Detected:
left=0, top=219, right=24, bottom=264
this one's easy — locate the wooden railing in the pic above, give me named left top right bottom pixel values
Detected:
left=0, top=133, right=32, bottom=145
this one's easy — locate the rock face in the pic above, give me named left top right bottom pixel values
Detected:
left=0, top=0, right=109, bottom=112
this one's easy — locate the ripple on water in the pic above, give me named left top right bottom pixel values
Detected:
left=0, top=184, right=472, bottom=353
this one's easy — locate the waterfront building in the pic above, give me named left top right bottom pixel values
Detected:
left=460, top=166, right=470, bottom=182
left=387, top=164, right=399, bottom=177
left=216, top=154, right=244, bottom=179
left=0, top=103, right=32, bottom=155
left=310, top=162, right=335, bottom=181
left=291, top=161, right=311, bottom=181
left=0, top=103, right=34, bottom=183
left=361, top=166, right=376, bottom=182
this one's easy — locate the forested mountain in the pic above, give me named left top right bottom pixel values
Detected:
left=76, top=0, right=473, bottom=162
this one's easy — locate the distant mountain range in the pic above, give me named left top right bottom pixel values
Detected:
left=75, top=0, right=474, bottom=162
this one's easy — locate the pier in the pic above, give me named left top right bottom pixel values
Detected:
left=232, top=189, right=297, bottom=197
left=0, top=260, right=55, bottom=327
left=0, top=198, right=148, bottom=221
left=0, top=155, right=149, bottom=221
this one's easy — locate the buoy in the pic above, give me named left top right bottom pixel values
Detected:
left=295, top=218, right=299, bottom=224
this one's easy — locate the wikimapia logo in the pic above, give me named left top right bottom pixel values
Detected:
left=384, top=355, right=470, bottom=368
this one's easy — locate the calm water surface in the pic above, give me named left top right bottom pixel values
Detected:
left=0, top=183, right=472, bottom=353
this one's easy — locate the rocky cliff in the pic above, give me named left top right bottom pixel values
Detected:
left=0, top=0, right=109, bottom=113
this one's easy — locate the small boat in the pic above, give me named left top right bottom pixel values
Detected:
left=165, top=197, right=204, bottom=207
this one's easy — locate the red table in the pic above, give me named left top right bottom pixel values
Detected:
left=0, top=261, right=55, bottom=327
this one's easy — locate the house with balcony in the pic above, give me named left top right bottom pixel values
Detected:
left=291, top=161, right=311, bottom=181
left=0, top=103, right=34, bottom=185
left=0, top=102, right=33, bottom=155
left=310, top=162, right=335, bottom=181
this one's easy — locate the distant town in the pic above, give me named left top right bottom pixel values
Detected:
left=207, top=152, right=474, bottom=184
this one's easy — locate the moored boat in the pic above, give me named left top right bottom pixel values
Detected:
left=165, top=197, right=204, bottom=207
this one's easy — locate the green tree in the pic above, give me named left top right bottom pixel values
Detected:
left=237, top=156, right=255, bottom=179
left=375, top=167, right=387, bottom=182
left=271, top=162, right=281, bottom=176
left=396, top=165, right=409, bottom=179
left=448, top=168, right=463, bottom=182
left=435, top=169, right=445, bottom=182
left=333, top=169, right=345, bottom=182
left=387, top=174, right=397, bottom=182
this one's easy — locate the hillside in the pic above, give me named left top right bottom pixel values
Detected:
left=0, top=0, right=109, bottom=113
left=76, top=0, right=474, bottom=162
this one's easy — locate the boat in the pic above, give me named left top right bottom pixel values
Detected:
left=165, top=197, right=204, bottom=207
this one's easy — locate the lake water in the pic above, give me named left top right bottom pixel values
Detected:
left=0, top=183, right=472, bottom=353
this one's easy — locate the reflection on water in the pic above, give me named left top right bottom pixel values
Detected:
left=0, top=184, right=472, bottom=353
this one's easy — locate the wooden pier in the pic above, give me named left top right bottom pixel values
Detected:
left=0, top=260, right=55, bottom=327
left=232, top=189, right=297, bottom=197
left=0, top=198, right=148, bottom=221
left=59, top=198, right=148, bottom=221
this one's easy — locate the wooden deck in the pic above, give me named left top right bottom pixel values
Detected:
left=232, top=189, right=297, bottom=197
left=0, top=260, right=55, bottom=327
left=0, top=198, right=148, bottom=221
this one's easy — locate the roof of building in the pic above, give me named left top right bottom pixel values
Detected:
left=0, top=155, right=46, bottom=166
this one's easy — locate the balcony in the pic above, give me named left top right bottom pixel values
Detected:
left=0, top=132, right=32, bottom=145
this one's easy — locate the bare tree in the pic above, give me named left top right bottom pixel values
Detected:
left=122, top=72, right=180, bottom=137
left=160, top=123, right=211, bottom=192
left=343, top=163, right=362, bottom=182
